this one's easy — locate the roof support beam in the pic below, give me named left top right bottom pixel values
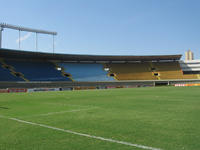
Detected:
left=18, top=30, right=21, bottom=49
left=0, top=23, right=57, bottom=35
left=0, top=26, right=3, bottom=48
left=0, top=23, right=57, bottom=52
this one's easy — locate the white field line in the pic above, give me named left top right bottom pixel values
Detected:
left=23, top=107, right=98, bottom=118
left=0, top=115, right=163, bottom=150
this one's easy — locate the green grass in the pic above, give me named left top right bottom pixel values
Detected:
left=0, top=87, right=200, bottom=150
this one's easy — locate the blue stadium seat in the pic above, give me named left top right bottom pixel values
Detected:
left=0, top=64, right=23, bottom=81
left=58, top=63, right=115, bottom=81
left=6, top=60, right=71, bottom=81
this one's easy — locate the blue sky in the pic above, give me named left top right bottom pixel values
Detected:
left=0, top=0, right=200, bottom=59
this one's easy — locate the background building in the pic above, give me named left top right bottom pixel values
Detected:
left=185, top=50, right=194, bottom=61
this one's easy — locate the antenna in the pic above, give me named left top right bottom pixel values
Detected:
left=0, top=23, right=57, bottom=52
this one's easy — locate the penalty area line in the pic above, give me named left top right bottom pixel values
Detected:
left=0, top=115, right=162, bottom=150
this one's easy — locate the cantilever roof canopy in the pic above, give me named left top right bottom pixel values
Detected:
left=0, top=48, right=182, bottom=62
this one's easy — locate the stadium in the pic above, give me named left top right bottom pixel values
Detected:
left=0, top=23, right=200, bottom=150
left=1, top=23, right=200, bottom=91
left=1, top=47, right=200, bottom=91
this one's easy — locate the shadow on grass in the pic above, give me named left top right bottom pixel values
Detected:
left=0, top=106, right=9, bottom=109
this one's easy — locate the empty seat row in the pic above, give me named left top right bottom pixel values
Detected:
left=1, top=59, right=71, bottom=81
left=58, top=63, right=115, bottom=81
left=0, top=64, right=23, bottom=81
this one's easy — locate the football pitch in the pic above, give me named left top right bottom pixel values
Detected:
left=0, top=87, right=199, bottom=150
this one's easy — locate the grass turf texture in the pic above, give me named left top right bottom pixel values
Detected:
left=0, top=87, right=200, bottom=150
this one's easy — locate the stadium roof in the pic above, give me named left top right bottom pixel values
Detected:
left=0, top=48, right=182, bottom=62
